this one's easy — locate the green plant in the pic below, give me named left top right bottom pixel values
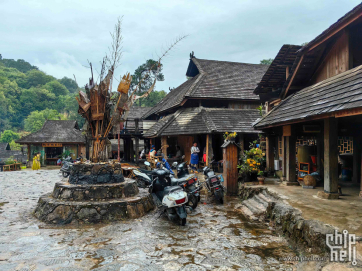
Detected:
left=257, top=104, right=263, bottom=117
left=223, top=132, right=237, bottom=141
left=237, top=141, right=265, bottom=177
left=258, top=171, right=264, bottom=176
left=5, top=156, right=16, bottom=165
left=60, top=150, right=71, bottom=159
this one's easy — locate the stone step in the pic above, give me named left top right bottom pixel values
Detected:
left=253, top=194, right=269, bottom=209
left=258, top=192, right=273, bottom=203
left=237, top=204, right=258, bottom=221
left=34, top=190, right=155, bottom=224
left=242, top=199, right=265, bottom=215
left=52, top=179, right=139, bottom=201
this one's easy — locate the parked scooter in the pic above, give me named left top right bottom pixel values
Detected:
left=149, top=168, right=189, bottom=225
left=203, top=165, right=225, bottom=204
left=171, top=161, right=201, bottom=209
left=60, top=156, right=73, bottom=178
left=133, top=166, right=156, bottom=188
left=134, top=161, right=199, bottom=210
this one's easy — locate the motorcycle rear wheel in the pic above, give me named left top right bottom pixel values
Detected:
left=62, top=171, right=70, bottom=178
left=187, top=194, right=198, bottom=210
left=214, top=189, right=224, bottom=204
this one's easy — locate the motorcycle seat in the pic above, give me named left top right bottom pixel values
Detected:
left=170, top=175, right=194, bottom=186
left=153, top=169, right=169, bottom=177
left=163, top=186, right=183, bottom=194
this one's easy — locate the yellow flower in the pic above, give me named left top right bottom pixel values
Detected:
left=253, top=161, right=256, bottom=164
left=249, top=164, right=253, bottom=167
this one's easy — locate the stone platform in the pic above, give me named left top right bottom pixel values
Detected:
left=69, top=163, right=124, bottom=185
left=34, top=178, right=155, bottom=224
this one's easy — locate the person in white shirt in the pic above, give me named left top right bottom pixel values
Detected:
left=190, top=142, right=200, bottom=169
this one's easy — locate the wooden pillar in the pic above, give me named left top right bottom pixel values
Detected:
left=360, top=152, right=362, bottom=197
left=124, top=138, right=129, bottom=161
left=285, top=130, right=297, bottom=184
left=353, top=137, right=361, bottom=184
left=239, top=133, right=244, bottom=153
left=318, top=118, right=339, bottom=199
left=161, top=136, right=168, bottom=157
left=317, top=130, right=324, bottom=177
left=27, top=144, right=31, bottom=161
left=135, top=119, right=140, bottom=165
left=206, top=134, right=213, bottom=166
left=130, top=139, right=134, bottom=162
left=266, top=136, right=275, bottom=171
left=281, top=136, right=287, bottom=179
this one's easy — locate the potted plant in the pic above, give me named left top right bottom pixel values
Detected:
left=223, top=132, right=237, bottom=142
left=257, top=171, right=265, bottom=185
left=238, top=141, right=265, bottom=183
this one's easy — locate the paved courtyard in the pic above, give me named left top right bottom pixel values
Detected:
left=0, top=170, right=297, bottom=270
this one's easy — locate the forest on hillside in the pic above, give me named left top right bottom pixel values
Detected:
left=0, top=56, right=166, bottom=145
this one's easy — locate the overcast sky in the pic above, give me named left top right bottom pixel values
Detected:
left=1, top=0, right=360, bottom=92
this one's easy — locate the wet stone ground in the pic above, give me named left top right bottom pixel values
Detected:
left=0, top=170, right=297, bottom=270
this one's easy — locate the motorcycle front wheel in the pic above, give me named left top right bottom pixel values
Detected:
left=62, top=171, right=70, bottom=178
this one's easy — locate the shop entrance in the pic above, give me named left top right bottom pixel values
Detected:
left=45, top=147, right=62, bottom=165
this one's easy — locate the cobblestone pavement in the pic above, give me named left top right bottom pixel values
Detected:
left=0, top=170, right=296, bottom=270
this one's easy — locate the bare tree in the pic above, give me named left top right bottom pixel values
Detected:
left=107, top=16, right=123, bottom=72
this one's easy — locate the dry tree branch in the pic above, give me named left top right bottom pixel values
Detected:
left=129, top=35, right=188, bottom=97
left=107, top=16, right=124, bottom=72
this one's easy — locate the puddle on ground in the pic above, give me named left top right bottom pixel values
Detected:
left=0, top=170, right=298, bottom=270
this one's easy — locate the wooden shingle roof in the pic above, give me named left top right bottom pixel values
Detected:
left=143, top=76, right=200, bottom=119
left=0, top=143, right=10, bottom=151
left=188, top=58, right=269, bottom=100
left=144, top=107, right=261, bottom=137
left=143, top=58, right=267, bottom=119
left=254, top=65, right=362, bottom=128
left=254, top=45, right=302, bottom=95
left=16, top=120, right=85, bottom=144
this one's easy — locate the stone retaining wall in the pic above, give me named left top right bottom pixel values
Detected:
left=238, top=186, right=335, bottom=254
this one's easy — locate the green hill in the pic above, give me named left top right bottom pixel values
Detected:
left=0, top=55, right=82, bottom=133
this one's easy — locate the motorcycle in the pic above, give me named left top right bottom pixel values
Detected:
left=60, top=156, right=73, bottom=178
left=59, top=155, right=83, bottom=178
left=171, top=161, right=201, bottom=209
left=133, top=166, right=156, bottom=188
left=148, top=168, right=189, bottom=225
left=134, top=161, right=199, bottom=210
left=203, top=166, right=225, bottom=204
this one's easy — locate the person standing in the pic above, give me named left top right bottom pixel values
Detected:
left=32, top=153, right=40, bottom=170
left=149, top=145, right=156, bottom=157
left=190, top=142, right=200, bottom=169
